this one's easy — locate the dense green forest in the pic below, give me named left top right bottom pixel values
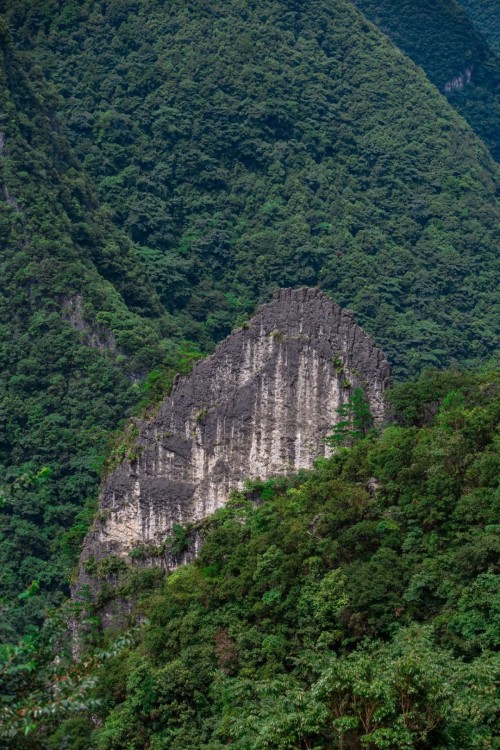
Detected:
left=0, top=0, right=498, bottom=742
left=459, top=0, right=500, bottom=53
left=1, top=370, right=498, bottom=749
left=354, top=0, right=500, bottom=160
left=0, top=30, right=170, bottom=638
left=4, top=0, right=499, bottom=380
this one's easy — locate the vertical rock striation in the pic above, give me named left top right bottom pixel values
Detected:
left=76, top=288, right=391, bottom=597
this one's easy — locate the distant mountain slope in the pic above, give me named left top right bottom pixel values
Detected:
left=0, top=30, right=169, bottom=638
left=459, top=0, right=500, bottom=53
left=353, top=0, right=500, bottom=160
left=6, top=0, right=499, bottom=378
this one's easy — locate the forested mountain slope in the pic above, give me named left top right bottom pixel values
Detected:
left=0, top=30, right=171, bottom=638
left=459, top=0, right=500, bottom=53
left=353, top=0, right=500, bottom=160
left=0, top=3, right=498, bottom=743
left=2, top=370, right=498, bottom=749
left=5, top=0, right=499, bottom=378
left=0, top=0, right=499, bottom=637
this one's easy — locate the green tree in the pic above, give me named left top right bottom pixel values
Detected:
left=326, top=387, right=374, bottom=448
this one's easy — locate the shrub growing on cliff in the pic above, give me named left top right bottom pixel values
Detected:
left=325, top=387, right=374, bottom=447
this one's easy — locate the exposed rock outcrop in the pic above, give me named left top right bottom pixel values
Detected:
left=75, top=288, right=391, bottom=601
left=443, top=65, right=473, bottom=92
left=62, top=295, right=118, bottom=353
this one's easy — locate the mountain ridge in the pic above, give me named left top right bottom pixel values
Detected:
left=353, top=0, right=500, bottom=160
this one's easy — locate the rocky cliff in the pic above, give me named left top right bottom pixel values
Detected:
left=76, top=288, right=391, bottom=600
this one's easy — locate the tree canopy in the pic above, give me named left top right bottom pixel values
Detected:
left=2, top=370, right=498, bottom=749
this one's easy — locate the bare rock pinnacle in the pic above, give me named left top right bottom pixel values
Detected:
left=75, top=288, right=391, bottom=605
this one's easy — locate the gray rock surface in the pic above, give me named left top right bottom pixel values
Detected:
left=76, top=288, right=391, bottom=596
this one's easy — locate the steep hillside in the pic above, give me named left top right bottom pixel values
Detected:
left=2, top=370, right=498, bottom=749
left=353, top=0, right=500, bottom=159
left=0, top=0, right=499, bottom=638
left=5, top=0, right=500, bottom=378
left=0, top=30, right=172, bottom=638
left=460, top=0, right=500, bottom=53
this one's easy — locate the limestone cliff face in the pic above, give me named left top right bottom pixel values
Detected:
left=77, top=288, right=391, bottom=590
